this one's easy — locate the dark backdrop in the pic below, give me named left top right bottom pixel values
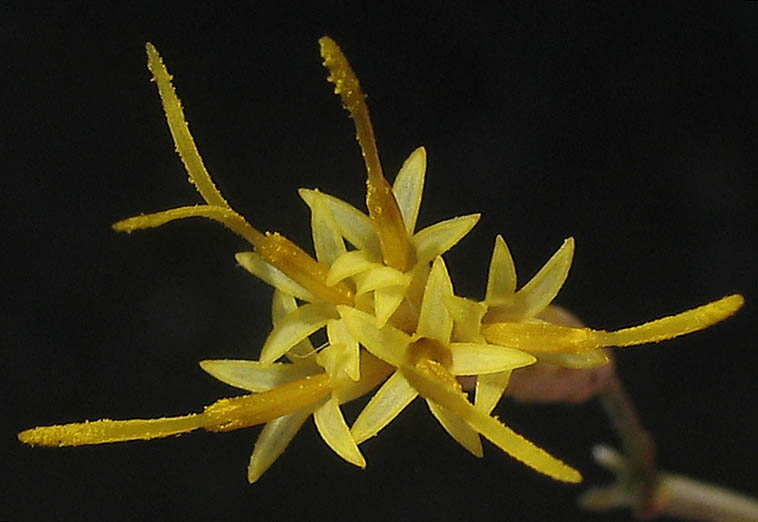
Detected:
left=3, top=3, right=756, bottom=521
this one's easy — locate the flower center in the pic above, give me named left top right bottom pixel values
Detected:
left=407, top=337, right=452, bottom=368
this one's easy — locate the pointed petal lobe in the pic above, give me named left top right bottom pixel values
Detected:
left=326, top=319, right=360, bottom=381
left=260, top=303, right=337, bottom=364
left=448, top=343, right=536, bottom=375
left=302, top=189, right=346, bottom=266
left=237, top=252, right=317, bottom=302
left=338, top=306, right=411, bottom=366
left=392, top=147, right=426, bottom=234
left=352, top=266, right=411, bottom=295
left=514, top=237, right=574, bottom=318
left=299, top=189, right=381, bottom=256
left=351, top=371, right=418, bottom=444
left=485, top=235, right=517, bottom=305
left=271, top=290, right=317, bottom=362
left=326, top=249, right=380, bottom=286
left=416, top=257, right=454, bottom=343
left=374, top=285, right=407, bottom=326
left=426, top=400, right=483, bottom=457
left=444, top=295, right=487, bottom=343
left=199, top=360, right=312, bottom=392
left=314, top=396, right=366, bottom=468
left=412, top=214, right=480, bottom=265
left=475, top=371, right=512, bottom=415
left=248, top=407, right=312, bottom=483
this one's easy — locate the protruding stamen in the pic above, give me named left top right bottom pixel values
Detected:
left=113, top=205, right=266, bottom=246
left=18, top=373, right=332, bottom=447
left=319, top=37, right=411, bottom=271
left=18, top=414, right=212, bottom=447
left=482, top=295, right=744, bottom=353
left=606, top=294, right=744, bottom=347
left=146, top=43, right=229, bottom=208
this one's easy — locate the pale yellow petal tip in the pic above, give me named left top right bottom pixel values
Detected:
left=198, top=360, right=214, bottom=374
left=247, top=466, right=264, bottom=484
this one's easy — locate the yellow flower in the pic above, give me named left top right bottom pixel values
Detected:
left=200, top=290, right=384, bottom=482
left=339, top=256, right=583, bottom=482
left=17, top=37, right=744, bottom=488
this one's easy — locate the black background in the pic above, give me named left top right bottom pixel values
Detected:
left=3, top=3, right=756, bottom=521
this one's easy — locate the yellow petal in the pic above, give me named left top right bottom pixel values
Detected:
left=515, top=237, right=574, bottom=318
left=316, top=343, right=344, bottom=382
left=416, top=257, right=454, bottom=343
left=352, top=266, right=411, bottom=295
left=400, top=363, right=582, bottom=483
left=299, top=189, right=380, bottom=256
left=199, top=360, right=313, bottom=392
left=236, top=252, right=317, bottom=302
left=271, top=290, right=318, bottom=362
left=373, top=285, right=407, bottom=326
left=260, top=303, right=337, bottom=364
left=392, top=147, right=426, bottom=235
left=486, top=238, right=574, bottom=321
left=475, top=371, right=512, bottom=415
left=326, top=249, right=380, bottom=286
left=271, top=288, right=298, bottom=323
left=303, top=189, right=347, bottom=266
left=426, top=400, right=483, bottom=457
left=448, top=343, right=536, bottom=375
left=443, top=294, right=487, bottom=343
left=351, top=370, right=418, bottom=444
left=485, top=235, right=517, bottom=305
left=248, top=407, right=312, bottom=483
left=326, top=319, right=360, bottom=381
left=337, top=306, right=410, bottom=366
left=330, top=351, right=394, bottom=405
left=314, top=396, right=366, bottom=468
left=412, top=214, right=480, bottom=265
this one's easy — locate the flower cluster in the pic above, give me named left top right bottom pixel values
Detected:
left=18, top=38, right=743, bottom=485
